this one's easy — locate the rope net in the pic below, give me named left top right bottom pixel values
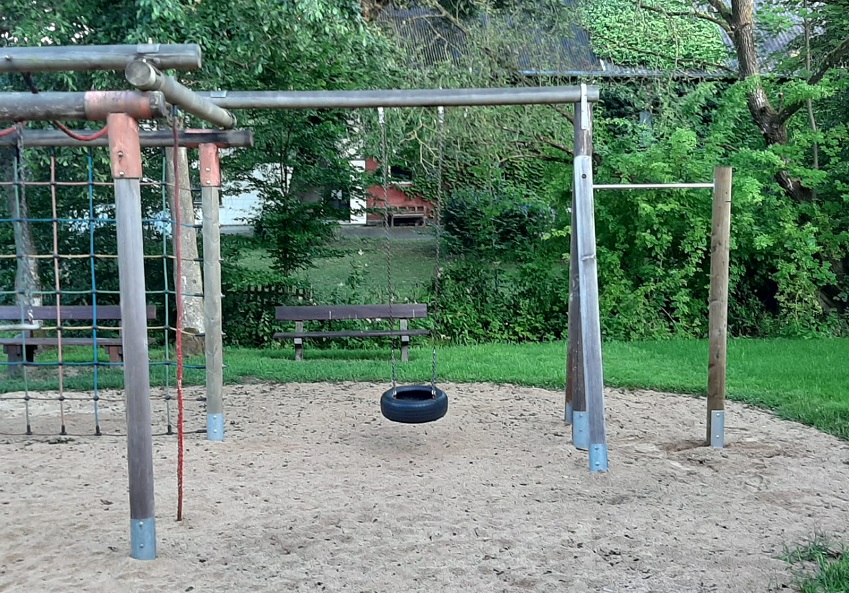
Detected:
left=0, top=132, right=204, bottom=441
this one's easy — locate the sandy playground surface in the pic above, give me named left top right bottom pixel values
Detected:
left=1, top=381, right=848, bottom=592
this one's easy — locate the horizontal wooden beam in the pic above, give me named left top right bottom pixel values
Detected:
left=0, top=128, right=254, bottom=148
left=0, top=44, right=202, bottom=73
left=0, top=91, right=167, bottom=122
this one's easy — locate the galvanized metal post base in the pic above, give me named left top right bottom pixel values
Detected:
left=207, top=413, right=224, bottom=442
left=130, top=517, right=156, bottom=560
left=589, top=444, right=609, bottom=472
left=565, top=401, right=573, bottom=424
left=572, top=411, right=589, bottom=450
left=709, top=410, right=725, bottom=448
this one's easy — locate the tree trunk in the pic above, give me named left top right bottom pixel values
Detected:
left=165, top=146, right=205, bottom=356
left=1, top=147, right=42, bottom=308
left=731, top=0, right=812, bottom=202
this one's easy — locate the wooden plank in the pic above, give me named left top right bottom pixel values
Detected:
left=0, top=337, right=123, bottom=346
left=566, top=179, right=585, bottom=421
left=274, top=329, right=430, bottom=339
left=0, top=305, right=155, bottom=321
left=275, top=303, right=428, bottom=321
left=707, top=167, right=733, bottom=445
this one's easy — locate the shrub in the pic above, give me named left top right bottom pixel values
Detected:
left=442, top=188, right=554, bottom=261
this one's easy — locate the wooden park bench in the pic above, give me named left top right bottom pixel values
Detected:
left=388, top=205, right=427, bottom=227
left=273, top=304, right=429, bottom=361
left=0, top=305, right=156, bottom=376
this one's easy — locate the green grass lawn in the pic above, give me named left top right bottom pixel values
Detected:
left=5, top=337, right=848, bottom=439
left=231, top=236, right=439, bottom=301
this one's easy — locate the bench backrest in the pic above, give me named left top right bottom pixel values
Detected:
left=276, top=304, right=428, bottom=321
left=0, top=305, right=156, bottom=322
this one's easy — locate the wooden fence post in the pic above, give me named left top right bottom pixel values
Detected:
left=707, top=167, right=733, bottom=447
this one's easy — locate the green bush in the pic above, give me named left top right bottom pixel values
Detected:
left=442, top=187, right=554, bottom=261
left=220, top=265, right=312, bottom=347
left=433, top=256, right=570, bottom=344
left=254, top=188, right=342, bottom=276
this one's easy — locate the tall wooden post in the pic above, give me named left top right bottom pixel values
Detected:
left=566, top=179, right=587, bottom=450
left=108, top=113, right=156, bottom=559
left=199, top=144, right=225, bottom=441
left=572, top=85, right=608, bottom=472
left=707, top=167, right=733, bottom=447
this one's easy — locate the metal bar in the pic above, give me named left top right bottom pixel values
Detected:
left=108, top=113, right=156, bottom=560
left=573, top=87, right=608, bottom=473
left=0, top=91, right=167, bottom=122
left=199, top=144, right=225, bottom=442
left=707, top=167, right=733, bottom=447
left=125, top=61, right=236, bottom=129
left=201, top=85, right=600, bottom=109
left=0, top=129, right=253, bottom=148
left=593, top=183, right=715, bottom=190
left=0, top=44, right=202, bottom=73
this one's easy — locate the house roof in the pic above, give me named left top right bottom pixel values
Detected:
left=375, top=3, right=801, bottom=79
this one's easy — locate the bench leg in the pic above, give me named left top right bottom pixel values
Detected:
left=400, top=319, right=410, bottom=362
left=4, top=345, right=22, bottom=377
left=4, top=345, right=35, bottom=377
left=107, top=346, right=122, bottom=363
left=294, top=338, right=304, bottom=362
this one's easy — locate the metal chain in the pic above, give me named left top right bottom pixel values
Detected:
left=431, top=106, right=445, bottom=394
left=378, top=107, right=398, bottom=390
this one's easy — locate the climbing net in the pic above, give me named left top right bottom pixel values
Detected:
left=0, top=128, right=203, bottom=438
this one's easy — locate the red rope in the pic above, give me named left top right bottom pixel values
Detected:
left=53, top=121, right=109, bottom=141
left=172, top=121, right=186, bottom=522
left=0, top=125, right=20, bottom=138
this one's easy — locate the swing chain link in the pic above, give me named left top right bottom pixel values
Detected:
left=431, top=106, right=445, bottom=395
left=378, top=107, right=398, bottom=391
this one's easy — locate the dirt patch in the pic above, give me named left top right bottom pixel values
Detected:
left=1, top=382, right=848, bottom=592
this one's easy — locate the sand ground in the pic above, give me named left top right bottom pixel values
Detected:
left=1, top=381, right=848, bottom=593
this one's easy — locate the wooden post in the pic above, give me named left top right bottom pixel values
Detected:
left=108, top=113, right=156, bottom=559
left=566, top=183, right=587, bottom=428
left=573, top=86, right=608, bottom=471
left=707, top=167, right=733, bottom=447
left=199, top=144, right=225, bottom=442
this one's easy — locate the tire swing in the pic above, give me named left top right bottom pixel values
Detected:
left=377, top=105, right=449, bottom=424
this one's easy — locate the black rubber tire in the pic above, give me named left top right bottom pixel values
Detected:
left=380, top=385, right=448, bottom=424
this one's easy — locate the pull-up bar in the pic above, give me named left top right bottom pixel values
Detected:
left=593, top=182, right=715, bottom=190
left=201, top=85, right=600, bottom=110
left=590, top=170, right=733, bottom=450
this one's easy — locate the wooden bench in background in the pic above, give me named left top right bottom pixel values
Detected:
left=273, top=304, right=429, bottom=361
left=0, top=305, right=156, bottom=376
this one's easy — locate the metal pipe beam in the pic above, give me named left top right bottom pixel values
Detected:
left=125, top=61, right=236, bottom=129
left=0, top=44, right=202, bottom=73
left=201, top=85, right=600, bottom=110
left=593, top=183, right=715, bottom=190
left=0, top=129, right=254, bottom=148
left=0, top=91, right=167, bottom=122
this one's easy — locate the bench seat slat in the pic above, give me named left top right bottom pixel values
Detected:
left=0, top=305, right=155, bottom=322
left=0, top=337, right=124, bottom=347
left=274, top=330, right=429, bottom=339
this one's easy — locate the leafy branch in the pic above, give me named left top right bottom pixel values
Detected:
left=638, top=0, right=731, bottom=33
